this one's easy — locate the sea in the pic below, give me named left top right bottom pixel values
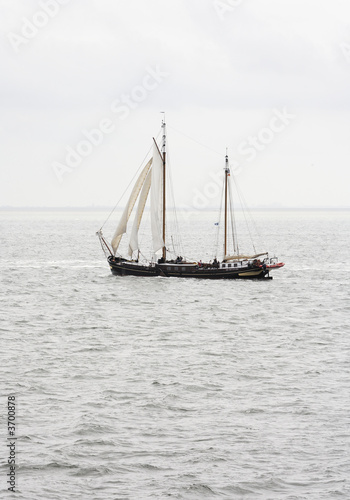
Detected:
left=0, top=209, right=349, bottom=500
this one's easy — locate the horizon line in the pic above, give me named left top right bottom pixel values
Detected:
left=1, top=205, right=350, bottom=211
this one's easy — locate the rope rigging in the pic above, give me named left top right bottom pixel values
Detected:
left=99, top=123, right=265, bottom=264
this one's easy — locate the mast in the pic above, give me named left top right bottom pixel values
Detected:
left=162, top=116, right=166, bottom=261
left=224, top=153, right=229, bottom=258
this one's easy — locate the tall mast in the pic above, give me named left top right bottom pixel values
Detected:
left=224, top=153, right=229, bottom=258
left=162, top=115, right=166, bottom=261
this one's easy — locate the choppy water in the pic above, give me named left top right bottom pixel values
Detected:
left=1, top=209, right=349, bottom=499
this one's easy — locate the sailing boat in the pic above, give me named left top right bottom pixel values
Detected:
left=97, top=118, right=284, bottom=279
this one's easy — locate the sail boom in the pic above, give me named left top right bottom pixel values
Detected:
left=224, top=252, right=268, bottom=261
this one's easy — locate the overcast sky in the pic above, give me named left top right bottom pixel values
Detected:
left=1, top=0, right=350, bottom=208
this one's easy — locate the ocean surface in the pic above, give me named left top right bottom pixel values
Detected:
left=0, top=209, right=349, bottom=499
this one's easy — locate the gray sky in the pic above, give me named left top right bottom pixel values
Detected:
left=1, top=0, right=350, bottom=208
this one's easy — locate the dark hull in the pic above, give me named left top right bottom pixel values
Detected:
left=109, top=260, right=159, bottom=277
left=108, top=258, right=272, bottom=280
left=157, top=268, right=270, bottom=279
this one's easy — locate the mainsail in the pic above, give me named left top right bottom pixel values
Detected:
left=150, top=143, right=164, bottom=254
left=111, top=158, right=152, bottom=254
left=128, top=168, right=152, bottom=257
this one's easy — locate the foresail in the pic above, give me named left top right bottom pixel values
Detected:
left=150, top=143, right=164, bottom=254
left=128, top=168, right=152, bottom=257
left=111, top=158, right=152, bottom=254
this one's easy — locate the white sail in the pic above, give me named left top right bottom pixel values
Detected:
left=150, top=143, right=164, bottom=254
left=128, top=168, right=152, bottom=257
left=111, top=158, right=152, bottom=254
